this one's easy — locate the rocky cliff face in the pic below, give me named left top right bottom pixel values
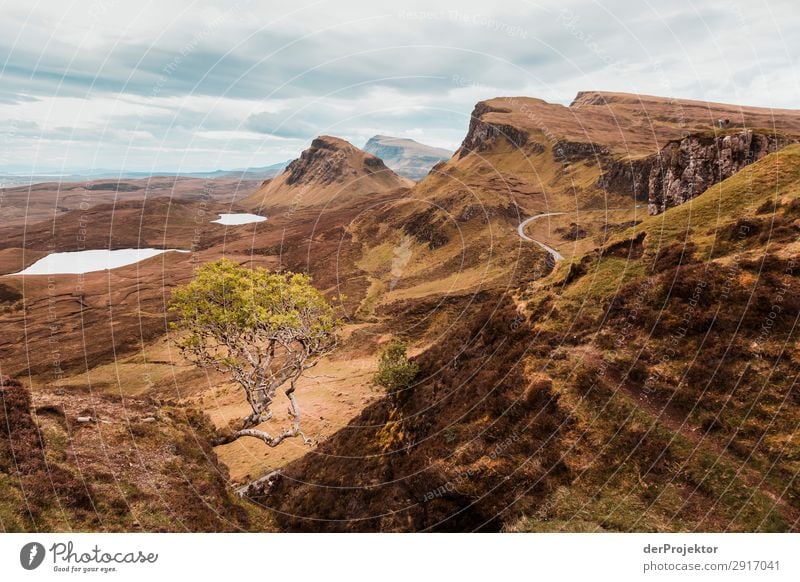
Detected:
left=553, top=140, right=610, bottom=163
left=595, top=156, right=655, bottom=204
left=242, top=135, right=412, bottom=210
left=457, top=103, right=538, bottom=158
left=284, top=136, right=390, bottom=186
left=598, top=130, right=793, bottom=214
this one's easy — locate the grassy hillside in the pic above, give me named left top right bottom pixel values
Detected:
left=512, top=144, right=800, bottom=531
left=257, top=145, right=800, bottom=532
left=4, top=94, right=798, bottom=533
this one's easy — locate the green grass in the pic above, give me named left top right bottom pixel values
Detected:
left=0, top=474, right=28, bottom=531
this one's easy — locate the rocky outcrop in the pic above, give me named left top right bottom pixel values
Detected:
left=553, top=140, right=610, bottom=163
left=597, top=130, right=794, bottom=214
left=596, top=156, right=655, bottom=203
left=242, top=135, right=412, bottom=210
left=0, top=374, right=272, bottom=531
left=570, top=91, right=610, bottom=107
left=457, top=103, right=539, bottom=158
left=284, top=136, right=390, bottom=186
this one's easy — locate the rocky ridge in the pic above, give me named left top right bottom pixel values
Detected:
left=456, top=103, right=539, bottom=158
left=598, top=130, right=795, bottom=214
left=285, top=136, right=391, bottom=186
left=242, top=135, right=412, bottom=211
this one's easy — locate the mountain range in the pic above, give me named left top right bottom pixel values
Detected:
left=2, top=91, right=799, bottom=533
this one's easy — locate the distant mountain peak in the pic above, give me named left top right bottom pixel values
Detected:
left=363, top=135, right=452, bottom=181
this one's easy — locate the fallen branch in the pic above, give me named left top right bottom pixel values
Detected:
left=235, top=470, right=283, bottom=498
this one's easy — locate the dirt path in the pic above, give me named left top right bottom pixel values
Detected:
left=567, top=345, right=798, bottom=528
left=610, top=364, right=800, bottom=527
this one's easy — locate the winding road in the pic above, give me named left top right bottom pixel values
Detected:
left=517, top=207, right=643, bottom=262
left=517, top=212, right=566, bottom=261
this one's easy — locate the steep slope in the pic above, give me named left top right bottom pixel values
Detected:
left=363, top=135, right=452, bottom=180
left=252, top=145, right=800, bottom=532
left=599, top=129, right=795, bottom=214
left=432, top=92, right=800, bottom=214
left=337, top=93, right=659, bottom=317
left=508, top=144, right=800, bottom=531
left=341, top=92, right=800, bottom=316
left=254, top=297, right=573, bottom=532
left=0, top=375, right=274, bottom=531
left=241, top=135, right=413, bottom=212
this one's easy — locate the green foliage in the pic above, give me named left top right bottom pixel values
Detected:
left=168, top=259, right=341, bottom=440
left=373, top=339, right=419, bottom=393
left=170, top=259, right=339, bottom=348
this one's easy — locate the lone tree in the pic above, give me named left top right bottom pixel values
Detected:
left=373, top=339, right=419, bottom=395
left=169, top=258, right=341, bottom=447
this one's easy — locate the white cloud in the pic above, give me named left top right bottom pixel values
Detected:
left=1, top=0, right=797, bottom=173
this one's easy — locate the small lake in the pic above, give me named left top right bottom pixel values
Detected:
left=211, top=213, right=267, bottom=225
left=10, top=248, right=189, bottom=276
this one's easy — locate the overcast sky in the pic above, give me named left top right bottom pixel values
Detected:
left=1, top=0, right=798, bottom=174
